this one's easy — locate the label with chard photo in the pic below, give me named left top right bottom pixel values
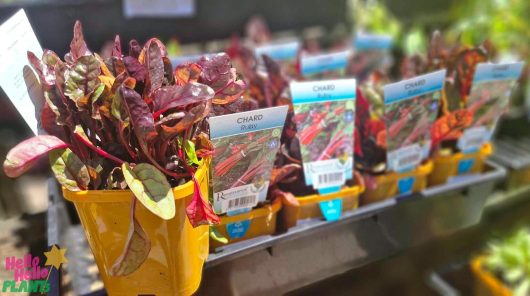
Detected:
left=290, top=79, right=356, bottom=194
left=209, top=105, right=288, bottom=215
left=300, top=50, right=351, bottom=79
left=458, top=62, right=525, bottom=153
left=384, top=70, right=446, bottom=172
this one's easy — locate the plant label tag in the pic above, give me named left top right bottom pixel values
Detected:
left=0, top=9, right=43, bottom=135
left=254, top=40, right=300, bottom=62
left=123, top=0, right=195, bottom=18
left=354, top=32, right=393, bottom=51
left=351, top=32, right=393, bottom=81
left=209, top=105, right=288, bottom=214
left=384, top=70, right=446, bottom=172
left=290, top=79, right=356, bottom=192
left=319, top=199, right=342, bottom=221
left=457, top=62, right=525, bottom=153
left=300, top=50, right=351, bottom=78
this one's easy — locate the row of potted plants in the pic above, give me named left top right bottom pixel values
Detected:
left=2, top=21, right=525, bottom=295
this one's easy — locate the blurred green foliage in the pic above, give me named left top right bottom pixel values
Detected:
left=485, top=229, right=530, bottom=296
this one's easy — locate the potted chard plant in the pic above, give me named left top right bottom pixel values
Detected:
left=2, top=22, right=245, bottom=295
left=472, top=229, right=530, bottom=296
left=230, top=49, right=364, bottom=228
left=424, top=31, right=496, bottom=185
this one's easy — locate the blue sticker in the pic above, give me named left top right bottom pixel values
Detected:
left=397, top=177, right=415, bottom=194
left=458, top=159, right=475, bottom=174
left=226, top=220, right=251, bottom=239
left=226, top=208, right=252, bottom=217
left=318, top=186, right=341, bottom=195
left=319, top=199, right=342, bottom=221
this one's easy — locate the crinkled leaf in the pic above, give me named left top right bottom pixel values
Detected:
left=152, top=83, right=214, bottom=117
left=122, top=162, right=175, bottom=220
left=209, top=226, right=228, bottom=244
left=120, top=86, right=157, bottom=142
left=110, top=200, right=150, bottom=276
left=64, top=55, right=101, bottom=108
left=27, top=51, right=55, bottom=87
left=160, top=102, right=210, bottom=139
left=49, top=148, right=89, bottom=191
left=123, top=56, right=146, bottom=82
left=174, top=63, right=202, bottom=85
left=198, top=53, right=233, bottom=90
left=141, top=39, right=165, bottom=95
left=107, top=167, right=127, bottom=189
left=186, top=175, right=220, bottom=227
left=90, top=83, right=105, bottom=119
left=3, top=135, right=67, bottom=178
left=40, top=103, right=66, bottom=139
left=129, top=39, right=142, bottom=59
left=112, top=35, right=122, bottom=58
left=212, top=79, right=246, bottom=105
left=184, top=140, right=200, bottom=166
left=69, top=21, right=91, bottom=61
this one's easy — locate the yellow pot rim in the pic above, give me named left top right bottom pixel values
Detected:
left=217, top=198, right=282, bottom=225
left=471, top=256, right=513, bottom=296
left=437, top=142, right=493, bottom=160
left=295, top=184, right=364, bottom=205
left=63, top=158, right=210, bottom=203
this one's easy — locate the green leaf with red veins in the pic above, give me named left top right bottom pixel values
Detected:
left=122, top=162, right=176, bottom=220
left=110, top=199, right=151, bottom=276
left=69, top=21, right=91, bottom=61
left=160, top=102, right=210, bottom=139
left=64, top=55, right=101, bottom=109
left=152, top=83, right=214, bottom=117
left=120, top=86, right=157, bottom=143
left=49, top=148, right=90, bottom=191
left=90, top=83, right=105, bottom=120
left=27, top=51, right=55, bottom=87
left=3, top=135, right=67, bottom=178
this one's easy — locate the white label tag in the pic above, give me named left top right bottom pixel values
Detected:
left=458, top=126, right=489, bottom=152
left=387, top=144, right=423, bottom=172
left=123, top=0, right=195, bottom=18
left=312, top=171, right=346, bottom=189
left=0, top=9, right=43, bottom=135
left=214, top=182, right=266, bottom=213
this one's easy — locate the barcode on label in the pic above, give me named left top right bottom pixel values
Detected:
left=398, top=153, right=421, bottom=167
left=226, top=195, right=257, bottom=212
left=313, top=171, right=345, bottom=188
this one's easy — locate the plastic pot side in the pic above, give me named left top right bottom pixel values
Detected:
left=210, top=198, right=282, bottom=250
left=63, top=161, right=210, bottom=296
left=360, top=161, right=433, bottom=205
left=471, top=257, right=512, bottom=296
left=429, top=143, right=493, bottom=186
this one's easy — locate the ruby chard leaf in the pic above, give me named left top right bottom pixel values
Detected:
left=3, top=135, right=68, bottom=178
left=122, top=162, right=176, bottom=220
left=64, top=55, right=101, bottom=109
left=49, top=148, right=90, bottom=191
left=120, top=86, right=157, bottom=143
left=140, top=39, right=165, bottom=96
left=69, top=21, right=91, bottom=61
left=160, top=102, right=210, bottom=139
left=110, top=198, right=151, bottom=276
left=152, top=82, right=214, bottom=117
left=186, top=175, right=220, bottom=227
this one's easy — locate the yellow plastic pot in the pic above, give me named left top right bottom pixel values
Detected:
left=471, top=256, right=512, bottom=296
left=63, top=161, right=210, bottom=296
left=429, top=143, right=492, bottom=186
left=278, top=174, right=365, bottom=229
left=210, top=198, right=281, bottom=250
left=360, top=161, right=433, bottom=205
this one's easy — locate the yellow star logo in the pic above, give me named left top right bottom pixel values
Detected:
left=44, top=245, right=68, bottom=270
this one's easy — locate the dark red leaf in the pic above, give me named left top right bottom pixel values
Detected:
left=123, top=56, right=146, bottom=82
left=69, top=21, right=91, bottom=61
left=120, top=86, right=157, bottom=143
left=152, top=83, right=214, bottom=117
left=112, top=35, right=122, bottom=58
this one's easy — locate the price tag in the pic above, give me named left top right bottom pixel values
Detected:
left=0, top=9, right=43, bottom=135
